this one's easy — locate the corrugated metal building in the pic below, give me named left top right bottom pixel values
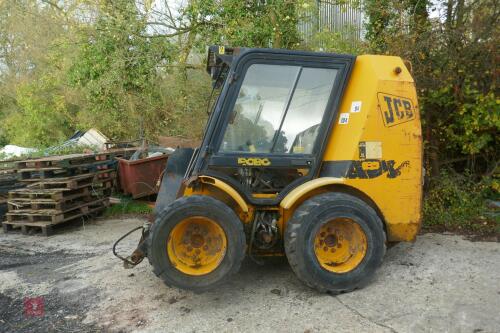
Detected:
left=299, top=0, right=364, bottom=46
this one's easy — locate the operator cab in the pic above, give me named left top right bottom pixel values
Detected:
left=191, top=46, right=355, bottom=205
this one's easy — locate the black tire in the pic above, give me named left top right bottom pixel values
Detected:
left=147, top=195, right=246, bottom=293
left=284, top=192, right=386, bottom=293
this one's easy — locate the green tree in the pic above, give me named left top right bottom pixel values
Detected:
left=0, top=0, right=80, bottom=146
left=185, top=0, right=301, bottom=49
left=364, top=0, right=499, bottom=176
left=68, top=0, right=175, bottom=140
left=3, top=75, right=75, bottom=146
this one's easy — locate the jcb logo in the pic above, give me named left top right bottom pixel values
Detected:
left=378, top=93, right=415, bottom=127
left=237, top=157, right=271, bottom=166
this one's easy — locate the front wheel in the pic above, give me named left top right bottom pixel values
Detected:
left=284, top=192, right=386, bottom=293
left=147, top=195, right=246, bottom=293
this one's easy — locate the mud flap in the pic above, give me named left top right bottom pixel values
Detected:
left=154, top=148, right=194, bottom=215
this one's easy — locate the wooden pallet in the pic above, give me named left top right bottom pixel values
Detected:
left=9, top=186, right=91, bottom=201
left=0, top=159, right=21, bottom=171
left=8, top=189, right=90, bottom=209
left=86, top=180, right=114, bottom=192
left=2, top=204, right=107, bottom=236
left=15, top=149, right=136, bottom=170
left=6, top=197, right=109, bottom=223
left=8, top=188, right=111, bottom=210
left=28, top=173, right=95, bottom=190
left=7, top=177, right=113, bottom=216
left=18, top=155, right=69, bottom=169
left=24, top=171, right=116, bottom=190
left=17, top=153, right=104, bottom=169
left=18, top=160, right=116, bottom=182
left=0, top=168, right=17, bottom=175
left=0, top=170, right=18, bottom=182
left=0, top=182, right=25, bottom=196
left=0, top=203, right=6, bottom=222
left=0, top=179, right=20, bottom=188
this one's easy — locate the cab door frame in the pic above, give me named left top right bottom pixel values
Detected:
left=194, top=48, right=355, bottom=206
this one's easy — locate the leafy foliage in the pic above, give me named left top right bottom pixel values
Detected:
left=363, top=0, right=499, bottom=176
left=3, top=74, right=75, bottom=147
left=185, top=0, right=302, bottom=49
left=423, top=171, right=499, bottom=233
left=0, top=1, right=79, bottom=146
left=68, top=0, right=175, bottom=140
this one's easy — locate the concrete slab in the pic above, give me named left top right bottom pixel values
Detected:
left=1, top=217, right=499, bottom=332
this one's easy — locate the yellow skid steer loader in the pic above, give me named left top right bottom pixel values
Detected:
left=119, top=46, right=423, bottom=293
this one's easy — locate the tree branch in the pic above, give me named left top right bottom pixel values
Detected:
left=139, top=28, right=191, bottom=38
left=40, top=0, right=64, bottom=12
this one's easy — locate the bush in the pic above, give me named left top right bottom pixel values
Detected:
left=423, top=171, right=499, bottom=234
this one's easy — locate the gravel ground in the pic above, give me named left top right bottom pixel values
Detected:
left=0, top=217, right=499, bottom=333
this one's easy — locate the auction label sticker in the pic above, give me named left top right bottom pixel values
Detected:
left=339, top=113, right=350, bottom=124
left=351, top=101, right=362, bottom=113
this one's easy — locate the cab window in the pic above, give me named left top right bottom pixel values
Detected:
left=219, top=64, right=337, bottom=154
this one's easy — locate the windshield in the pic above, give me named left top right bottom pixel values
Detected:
left=219, top=64, right=337, bottom=154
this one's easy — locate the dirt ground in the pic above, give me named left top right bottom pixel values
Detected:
left=0, top=217, right=499, bottom=333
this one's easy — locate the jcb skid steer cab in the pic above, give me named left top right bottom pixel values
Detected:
left=127, top=46, right=423, bottom=293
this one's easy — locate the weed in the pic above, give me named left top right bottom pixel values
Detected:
left=105, top=196, right=153, bottom=217
left=423, top=170, right=499, bottom=235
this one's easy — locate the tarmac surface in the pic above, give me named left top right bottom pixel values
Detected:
left=0, top=217, right=499, bottom=333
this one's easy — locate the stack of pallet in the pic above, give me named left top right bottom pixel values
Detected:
left=0, top=159, right=25, bottom=221
left=2, top=150, right=133, bottom=236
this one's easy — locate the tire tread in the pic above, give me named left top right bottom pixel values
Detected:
left=284, top=192, right=386, bottom=293
left=147, top=195, right=246, bottom=293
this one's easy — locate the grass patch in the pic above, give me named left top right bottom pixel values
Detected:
left=105, top=197, right=153, bottom=217
left=423, top=170, right=499, bottom=237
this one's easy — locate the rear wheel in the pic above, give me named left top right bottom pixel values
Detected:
left=284, top=192, right=386, bottom=293
left=147, top=195, right=246, bottom=292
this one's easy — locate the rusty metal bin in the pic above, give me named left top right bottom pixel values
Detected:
left=117, top=155, right=168, bottom=199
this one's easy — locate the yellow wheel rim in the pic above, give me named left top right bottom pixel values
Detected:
left=314, top=218, right=367, bottom=273
left=167, top=216, right=227, bottom=276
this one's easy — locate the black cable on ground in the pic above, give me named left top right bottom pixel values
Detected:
left=112, top=226, right=145, bottom=266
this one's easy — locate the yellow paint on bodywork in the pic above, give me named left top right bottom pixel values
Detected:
left=198, top=176, right=249, bottom=213
left=252, top=193, right=278, bottom=199
left=280, top=177, right=345, bottom=210
left=321, top=55, right=423, bottom=241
